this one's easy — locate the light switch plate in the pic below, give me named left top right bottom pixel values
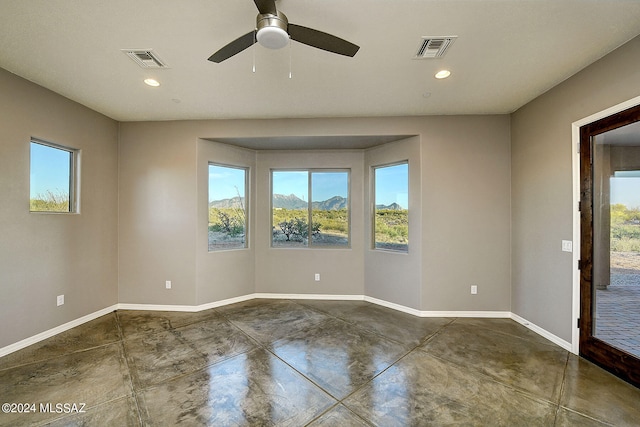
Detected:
left=562, top=240, right=573, bottom=252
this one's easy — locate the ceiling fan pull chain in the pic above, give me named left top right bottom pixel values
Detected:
left=289, top=38, right=292, bottom=79
left=252, top=41, right=256, bottom=73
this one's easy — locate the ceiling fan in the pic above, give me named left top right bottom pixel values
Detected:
left=208, top=0, right=359, bottom=63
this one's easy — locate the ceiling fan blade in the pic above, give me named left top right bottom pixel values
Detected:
left=253, top=0, right=277, bottom=15
left=288, top=24, right=359, bottom=57
left=208, top=31, right=256, bottom=63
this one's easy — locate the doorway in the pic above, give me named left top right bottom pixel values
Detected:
left=580, top=104, right=640, bottom=388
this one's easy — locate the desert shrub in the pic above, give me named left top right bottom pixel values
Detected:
left=312, top=209, right=348, bottom=235
left=30, top=190, right=70, bottom=212
left=609, top=205, right=640, bottom=252
left=209, top=207, right=245, bottom=236
left=611, top=223, right=640, bottom=240
left=375, top=209, right=408, bottom=244
left=611, top=236, right=640, bottom=252
left=278, top=217, right=320, bottom=241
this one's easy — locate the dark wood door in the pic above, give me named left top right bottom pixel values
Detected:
left=580, top=104, right=640, bottom=388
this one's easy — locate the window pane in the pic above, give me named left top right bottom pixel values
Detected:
left=208, top=164, right=247, bottom=251
left=311, top=172, right=349, bottom=247
left=30, top=141, right=73, bottom=213
left=374, top=163, right=409, bottom=252
left=272, top=171, right=309, bottom=247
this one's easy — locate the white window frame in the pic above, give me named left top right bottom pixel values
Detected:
left=29, top=138, right=80, bottom=214
left=208, top=162, right=249, bottom=252
left=270, top=168, right=351, bottom=249
left=372, top=161, right=409, bottom=252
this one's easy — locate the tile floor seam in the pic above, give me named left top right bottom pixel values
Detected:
left=552, top=352, right=570, bottom=426
left=323, top=316, right=437, bottom=348
left=114, top=310, right=145, bottom=427
left=131, top=347, right=265, bottom=397
left=303, top=402, right=375, bottom=427
left=127, top=335, right=261, bottom=394
left=259, top=314, right=421, bottom=408
left=450, top=317, right=561, bottom=349
left=418, top=318, right=456, bottom=347
left=251, top=309, right=420, bottom=407
left=0, top=341, right=120, bottom=373
left=417, top=347, right=563, bottom=409
left=332, top=343, right=425, bottom=407
left=34, top=395, right=139, bottom=427
left=556, top=406, right=617, bottom=426
left=261, top=343, right=341, bottom=401
left=132, top=348, right=261, bottom=393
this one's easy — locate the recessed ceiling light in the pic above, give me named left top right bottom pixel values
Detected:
left=144, top=78, right=160, bottom=87
left=435, top=70, right=451, bottom=79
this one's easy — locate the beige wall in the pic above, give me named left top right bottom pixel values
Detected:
left=365, top=137, right=423, bottom=309
left=197, top=140, right=256, bottom=304
left=118, top=123, right=198, bottom=305
left=422, top=116, right=512, bottom=311
left=255, top=149, right=366, bottom=296
left=118, top=116, right=511, bottom=312
left=0, top=68, right=119, bottom=348
left=511, top=35, right=640, bottom=341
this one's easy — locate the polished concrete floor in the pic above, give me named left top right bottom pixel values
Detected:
left=1, top=299, right=639, bottom=426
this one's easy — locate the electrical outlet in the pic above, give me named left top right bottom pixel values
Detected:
left=57, top=295, right=64, bottom=306
left=165, top=280, right=172, bottom=289
left=471, top=285, right=478, bottom=295
left=314, top=273, right=320, bottom=281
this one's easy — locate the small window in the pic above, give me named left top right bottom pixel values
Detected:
left=30, top=139, right=78, bottom=213
left=208, top=164, right=248, bottom=251
left=272, top=169, right=350, bottom=248
left=373, top=162, right=409, bottom=252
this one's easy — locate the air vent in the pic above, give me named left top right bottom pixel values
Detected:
left=414, top=36, right=457, bottom=59
left=122, top=49, right=168, bottom=68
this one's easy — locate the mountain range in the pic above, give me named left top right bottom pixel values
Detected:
left=376, top=202, right=403, bottom=210
left=208, top=196, right=245, bottom=209
left=210, top=194, right=402, bottom=210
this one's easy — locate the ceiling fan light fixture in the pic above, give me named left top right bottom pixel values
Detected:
left=208, top=2, right=359, bottom=63
left=256, top=26, right=289, bottom=49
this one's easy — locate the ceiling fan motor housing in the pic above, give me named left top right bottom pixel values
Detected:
left=256, top=11, right=289, bottom=49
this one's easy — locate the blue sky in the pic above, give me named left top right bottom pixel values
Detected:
left=375, top=163, right=409, bottom=208
left=272, top=171, right=308, bottom=201
left=211, top=167, right=408, bottom=206
left=611, top=174, right=640, bottom=208
left=271, top=171, right=349, bottom=202
left=209, top=164, right=246, bottom=201
left=30, top=142, right=71, bottom=198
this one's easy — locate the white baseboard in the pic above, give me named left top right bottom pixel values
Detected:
left=0, top=305, right=118, bottom=358
left=364, top=296, right=511, bottom=319
left=255, top=293, right=365, bottom=301
left=420, top=310, right=512, bottom=318
left=0, top=294, right=575, bottom=358
left=364, top=296, right=423, bottom=316
left=117, top=303, right=201, bottom=312
left=117, top=293, right=257, bottom=312
left=510, top=313, right=573, bottom=352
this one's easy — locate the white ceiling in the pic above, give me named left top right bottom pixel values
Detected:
left=1, top=0, right=640, bottom=122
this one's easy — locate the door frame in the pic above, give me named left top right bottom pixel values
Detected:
left=572, top=96, right=640, bottom=387
left=572, top=95, right=640, bottom=355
